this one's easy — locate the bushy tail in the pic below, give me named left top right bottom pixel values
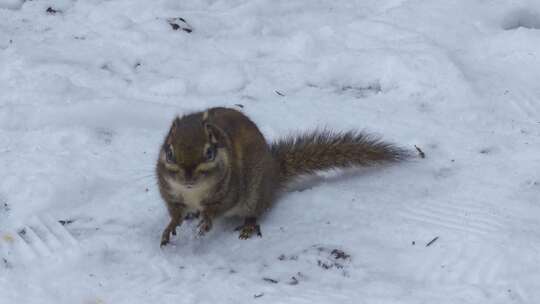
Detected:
left=270, top=130, right=409, bottom=183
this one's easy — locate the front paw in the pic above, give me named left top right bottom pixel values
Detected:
left=235, top=223, right=262, bottom=239
left=197, top=217, right=213, bottom=236
left=160, top=223, right=179, bottom=247
left=160, top=229, right=171, bottom=247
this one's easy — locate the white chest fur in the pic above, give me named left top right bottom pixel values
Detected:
left=165, top=177, right=213, bottom=211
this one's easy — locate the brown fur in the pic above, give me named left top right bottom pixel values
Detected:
left=271, top=130, right=409, bottom=183
left=156, top=107, right=408, bottom=246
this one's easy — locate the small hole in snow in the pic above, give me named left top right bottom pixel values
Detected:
left=502, top=9, right=540, bottom=30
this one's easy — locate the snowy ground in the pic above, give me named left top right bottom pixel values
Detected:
left=1, top=0, right=540, bottom=303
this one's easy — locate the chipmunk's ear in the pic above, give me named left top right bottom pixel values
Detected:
left=203, top=122, right=220, bottom=145
left=202, top=110, right=224, bottom=146
left=166, top=117, right=179, bottom=145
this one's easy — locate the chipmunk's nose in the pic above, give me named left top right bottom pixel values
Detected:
left=184, top=168, right=194, bottom=183
left=184, top=179, right=195, bottom=188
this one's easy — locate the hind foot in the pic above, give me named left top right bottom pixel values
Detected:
left=234, top=217, right=262, bottom=239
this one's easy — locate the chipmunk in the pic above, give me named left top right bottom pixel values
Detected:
left=156, top=107, right=408, bottom=246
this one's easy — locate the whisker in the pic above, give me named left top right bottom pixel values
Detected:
left=120, top=168, right=156, bottom=175
left=128, top=173, right=157, bottom=183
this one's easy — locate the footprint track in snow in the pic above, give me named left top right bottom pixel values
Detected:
left=0, top=214, right=79, bottom=266
left=400, top=197, right=530, bottom=300
left=399, top=197, right=508, bottom=237
left=413, top=242, right=503, bottom=284
left=506, top=89, right=540, bottom=124
left=412, top=243, right=530, bottom=302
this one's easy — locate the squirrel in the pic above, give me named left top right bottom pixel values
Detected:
left=156, top=107, right=409, bottom=246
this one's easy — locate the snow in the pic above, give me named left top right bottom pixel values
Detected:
left=0, top=0, right=23, bottom=10
left=1, top=0, right=540, bottom=303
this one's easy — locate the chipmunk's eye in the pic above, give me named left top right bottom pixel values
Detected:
left=204, top=145, right=216, bottom=162
left=165, top=145, right=175, bottom=163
